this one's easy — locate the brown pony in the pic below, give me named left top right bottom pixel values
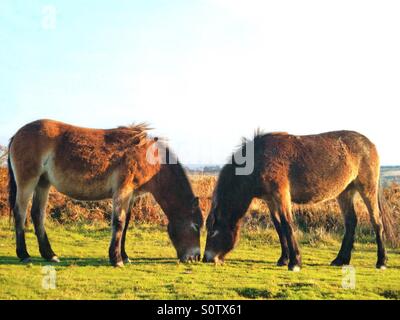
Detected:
left=203, top=131, right=396, bottom=271
left=8, top=119, right=203, bottom=267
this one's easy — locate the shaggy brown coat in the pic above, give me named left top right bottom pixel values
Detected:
left=204, top=130, right=395, bottom=271
left=8, top=120, right=202, bottom=266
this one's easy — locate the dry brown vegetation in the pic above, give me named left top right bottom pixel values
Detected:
left=1, top=167, right=400, bottom=236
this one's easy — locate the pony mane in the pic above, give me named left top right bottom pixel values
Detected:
left=151, top=142, right=196, bottom=202
left=168, top=157, right=194, bottom=194
left=227, top=128, right=264, bottom=164
left=228, top=129, right=289, bottom=163
left=118, top=122, right=151, bottom=131
left=116, top=122, right=152, bottom=143
left=217, top=128, right=289, bottom=200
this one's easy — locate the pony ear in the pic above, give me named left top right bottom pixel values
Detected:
left=192, top=197, right=199, bottom=208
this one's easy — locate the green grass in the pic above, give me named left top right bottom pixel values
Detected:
left=0, top=219, right=399, bottom=300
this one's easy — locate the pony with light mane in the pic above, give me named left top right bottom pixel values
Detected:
left=8, top=119, right=203, bottom=267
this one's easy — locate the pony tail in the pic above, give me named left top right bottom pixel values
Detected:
left=378, top=187, right=399, bottom=247
left=7, top=137, right=16, bottom=222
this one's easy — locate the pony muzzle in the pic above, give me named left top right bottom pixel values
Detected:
left=202, top=250, right=220, bottom=263
left=179, top=247, right=201, bottom=263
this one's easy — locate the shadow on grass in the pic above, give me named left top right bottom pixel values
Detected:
left=225, top=257, right=400, bottom=270
left=0, top=255, right=178, bottom=267
left=226, top=258, right=268, bottom=265
left=0, top=255, right=109, bottom=266
left=1, top=255, right=398, bottom=270
left=59, top=256, right=178, bottom=267
left=235, top=287, right=273, bottom=299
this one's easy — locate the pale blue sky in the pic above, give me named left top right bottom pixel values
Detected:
left=1, top=0, right=400, bottom=165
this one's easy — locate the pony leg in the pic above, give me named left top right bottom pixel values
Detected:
left=267, top=202, right=289, bottom=266
left=31, top=179, right=58, bottom=262
left=274, top=189, right=302, bottom=271
left=331, top=188, right=357, bottom=266
left=14, top=182, right=37, bottom=262
left=121, top=201, right=133, bottom=264
left=109, top=189, right=132, bottom=267
left=358, top=186, right=387, bottom=269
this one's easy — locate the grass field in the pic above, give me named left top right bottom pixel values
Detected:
left=1, top=219, right=399, bottom=300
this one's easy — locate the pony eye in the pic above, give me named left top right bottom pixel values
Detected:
left=210, top=230, right=219, bottom=238
left=190, top=222, right=199, bottom=232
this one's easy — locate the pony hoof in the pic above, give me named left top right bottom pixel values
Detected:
left=20, top=257, right=32, bottom=264
left=330, top=258, right=348, bottom=267
left=289, top=265, right=301, bottom=272
left=377, top=264, right=387, bottom=270
left=123, top=258, right=131, bottom=264
left=114, top=261, right=124, bottom=268
left=277, top=258, right=289, bottom=266
left=50, top=256, right=60, bottom=263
